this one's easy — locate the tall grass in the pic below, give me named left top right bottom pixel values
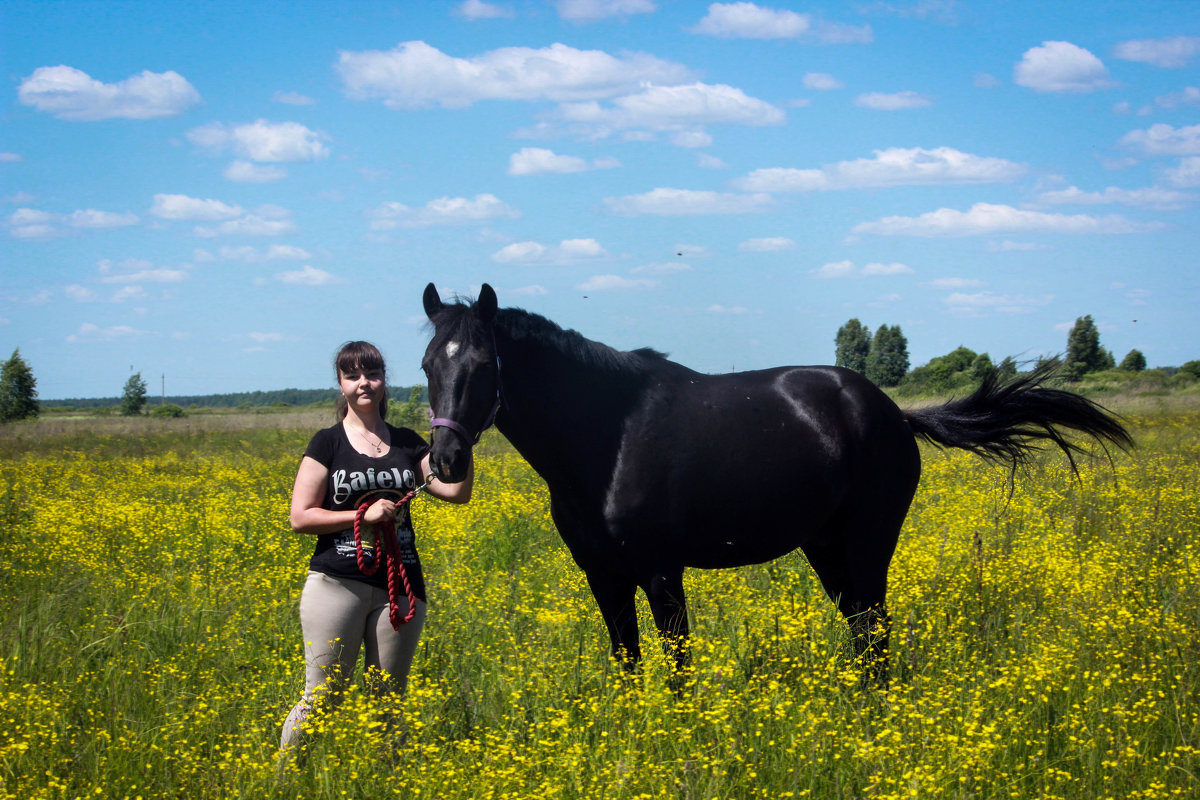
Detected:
left=0, top=411, right=1197, bottom=798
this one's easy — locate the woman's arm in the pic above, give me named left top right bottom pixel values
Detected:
left=420, top=451, right=473, bottom=504
left=289, top=455, right=396, bottom=534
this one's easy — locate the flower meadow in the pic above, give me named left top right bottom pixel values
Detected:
left=0, top=412, right=1197, bottom=799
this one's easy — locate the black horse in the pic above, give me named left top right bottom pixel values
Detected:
left=420, top=283, right=1131, bottom=678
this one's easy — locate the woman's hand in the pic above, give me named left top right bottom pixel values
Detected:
left=361, top=498, right=397, bottom=526
left=421, top=451, right=474, bottom=504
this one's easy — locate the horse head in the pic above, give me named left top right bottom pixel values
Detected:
left=421, top=282, right=499, bottom=483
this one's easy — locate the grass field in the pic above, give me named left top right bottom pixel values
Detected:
left=0, top=400, right=1197, bottom=799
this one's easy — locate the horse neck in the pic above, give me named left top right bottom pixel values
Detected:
left=493, top=327, right=645, bottom=492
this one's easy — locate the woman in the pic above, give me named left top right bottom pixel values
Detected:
left=280, top=340, right=472, bottom=752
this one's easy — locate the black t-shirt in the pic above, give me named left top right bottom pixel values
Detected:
left=301, top=422, right=430, bottom=599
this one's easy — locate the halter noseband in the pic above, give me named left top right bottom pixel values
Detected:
left=429, top=395, right=499, bottom=445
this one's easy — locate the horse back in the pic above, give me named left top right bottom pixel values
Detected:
left=599, top=363, right=919, bottom=569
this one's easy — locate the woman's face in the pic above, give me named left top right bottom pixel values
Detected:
left=339, top=365, right=385, bottom=412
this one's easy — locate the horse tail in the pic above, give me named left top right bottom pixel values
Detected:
left=903, top=359, right=1133, bottom=475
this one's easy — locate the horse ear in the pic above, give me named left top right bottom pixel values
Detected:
left=477, top=283, right=498, bottom=324
left=423, top=283, right=443, bottom=319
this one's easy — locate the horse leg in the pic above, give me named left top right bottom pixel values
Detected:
left=584, top=569, right=641, bottom=671
left=804, top=532, right=895, bottom=685
left=643, top=569, right=690, bottom=673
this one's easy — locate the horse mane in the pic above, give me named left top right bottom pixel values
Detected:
left=495, top=307, right=668, bottom=375
left=427, top=293, right=669, bottom=377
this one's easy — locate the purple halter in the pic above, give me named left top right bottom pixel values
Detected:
left=429, top=395, right=500, bottom=445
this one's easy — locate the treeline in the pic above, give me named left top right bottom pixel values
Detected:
left=42, top=386, right=428, bottom=409
left=835, top=315, right=1200, bottom=396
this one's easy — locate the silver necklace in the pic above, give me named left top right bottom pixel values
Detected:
left=355, top=426, right=385, bottom=453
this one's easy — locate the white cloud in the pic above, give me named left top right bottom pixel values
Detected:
left=275, top=265, right=337, bottom=286
left=738, top=236, right=796, bottom=252
left=370, top=194, right=521, bottom=229
left=108, top=285, right=146, bottom=302
left=810, top=260, right=913, bottom=278
left=630, top=261, right=692, bottom=275
left=1031, top=184, right=1195, bottom=210
left=1151, top=86, right=1200, bottom=110
left=1014, top=41, right=1113, bottom=93
left=272, top=91, right=316, bottom=105
left=697, top=153, right=728, bottom=169
left=862, top=262, right=914, bottom=276
left=507, top=147, right=620, bottom=175
left=186, top=120, right=330, bottom=162
left=690, top=3, right=871, bottom=44
left=1165, top=156, right=1200, bottom=187
left=671, top=130, right=713, bottom=148
left=1113, top=36, right=1200, bottom=68
left=810, top=260, right=854, bottom=278
left=65, top=209, right=139, bottom=229
left=337, top=41, right=691, bottom=109
left=577, top=274, right=657, bottom=291
left=943, top=291, right=1053, bottom=314
left=926, top=277, right=985, bottom=289
left=67, top=323, right=147, bottom=342
left=509, top=285, right=549, bottom=297
left=986, top=240, right=1051, bottom=252
left=194, top=212, right=296, bottom=238
left=204, top=244, right=312, bottom=262
left=456, top=0, right=515, bottom=19
left=7, top=207, right=138, bottom=238
left=803, top=73, right=843, bottom=90
left=860, top=0, right=960, bottom=23
left=0, top=153, right=23, bottom=163
left=248, top=331, right=287, bottom=343
left=492, top=238, right=608, bottom=265
left=555, top=0, right=655, bottom=22
left=853, top=202, right=1163, bottom=237
left=604, top=187, right=773, bottom=216
left=18, top=65, right=200, bottom=120
left=7, top=208, right=55, bottom=239
left=1120, top=123, right=1200, bottom=157
left=151, top=194, right=244, bottom=221
left=98, top=260, right=187, bottom=284
left=709, top=304, right=750, bottom=313
left=553, top=82, right=785, bottom=138
left=224, top=161, right=288, bottom=183
left=65, top=284, right=96, bottom=302
left=734, top=147, right=1024, bottom=192
left=854, top=91, right=932, bottom=110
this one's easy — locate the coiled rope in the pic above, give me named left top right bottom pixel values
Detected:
left=353, top=490, right=420, bottom=630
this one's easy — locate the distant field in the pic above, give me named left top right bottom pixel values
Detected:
left=0, top=398, right=1197, bottom=798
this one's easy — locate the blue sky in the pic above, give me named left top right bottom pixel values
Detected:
left=3, top=0, right=1199, bottom=399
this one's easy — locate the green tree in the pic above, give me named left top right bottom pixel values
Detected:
left=1064, top=315, right=1110, bottom=380
left=388, top=385, right=428, bottom=430
left=970, top=352, right=995, bottom=382
left=835, top=319, right=872, bottom=374
left=900, top=346, right=979, bottom=396
left=995, top=356, right=1018, bottom=382
left=1119, top=349, right=1147, bottom=372
left=121, top=371, right=148, bottom=416
left=0, top=349, right=39, bottom=423
left=865, top=324, right=909, bottom=387
left=1180, top=360, right=1200, bottom=380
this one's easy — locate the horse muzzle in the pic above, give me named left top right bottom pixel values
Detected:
left=429, top=432, right=472, bottom=484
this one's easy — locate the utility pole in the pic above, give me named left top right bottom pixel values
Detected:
left=161, top=373, right=165, bottom=405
